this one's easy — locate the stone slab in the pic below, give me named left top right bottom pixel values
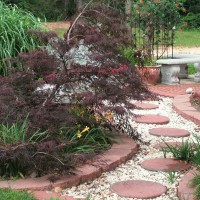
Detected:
left=149, top=128, right=190, bottom=137
left=156, top=58, right=200, bottom=65
left=33, top=191, right=75, bottom=200
left=141, top=158, right=191, bottom=172
left=74, top=164, right=102, bottom=183
left=133, top=114, right=169, bottom=124
left=133, top=102, right=159, bottom=110
left=110, top=180, right=167, bottom=199
left=173, top=94, right=200, bottom=126
left=177, top=169, right=196, bottom=200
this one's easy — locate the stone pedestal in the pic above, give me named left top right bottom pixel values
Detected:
left=161, top=64, right=180, bottom=85
left=179, top=64, right=188, bottom=79
left=194, top=63, right=200, bottom=82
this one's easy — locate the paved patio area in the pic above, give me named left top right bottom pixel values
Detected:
left=148, top=77, right=200, bottom=97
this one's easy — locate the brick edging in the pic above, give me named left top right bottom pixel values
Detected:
left=177, top=168, right=196, bottom=200
left=173, top=94, right=200, bottom=126
left=0, top=136, right=138, bottom=191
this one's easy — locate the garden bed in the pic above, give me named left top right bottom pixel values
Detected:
left=0, top=136, right=138, bottom=191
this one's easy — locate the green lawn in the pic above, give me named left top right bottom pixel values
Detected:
left=53, top=27, right=200, bottom=47
left=174, top=29, right=200, bottom=47
left=0, top=189, right=36, bottom=200
left=54, top=28, right=66, bottom=38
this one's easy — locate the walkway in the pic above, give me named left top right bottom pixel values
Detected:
left=60, top=81, right=200, bottom=200
left=26, top=81, right=200, bottom=199
left=148, top=79, right=200, bottom=98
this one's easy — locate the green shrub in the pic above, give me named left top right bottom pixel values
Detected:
left=188, top=64, right=196, bottom=75
left=0, top=1, right=43, bottom=75
left=183, top=12, right=200, bottom=29
left=64, top=127, right=114, bottom=153
left=3, top=0, right=76, bottom=21
left=121, top=46, right=136, bottom=66
left=60, top=107, right=115, bottom=153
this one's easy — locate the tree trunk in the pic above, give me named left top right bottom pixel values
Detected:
left=76, top=0, right=83, bottom=11
left=125, top=0, right=132, bottom=37
left=125, top=0, right=131, bottom=15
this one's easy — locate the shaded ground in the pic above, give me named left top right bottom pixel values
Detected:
left=43, top=21, right=71, bottom=30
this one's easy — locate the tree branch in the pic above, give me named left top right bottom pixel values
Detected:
left=67, top=0, right=93, bottom=43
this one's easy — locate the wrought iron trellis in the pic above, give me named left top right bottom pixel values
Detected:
left=131, top=11, right=175, bottom=62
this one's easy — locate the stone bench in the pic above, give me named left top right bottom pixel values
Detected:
left=156, top=55, right=200, bottom=85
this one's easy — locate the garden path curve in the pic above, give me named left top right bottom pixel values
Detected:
left=3, top=82, right=200, bottom=200
left=61, top=83, right=200, bottom=200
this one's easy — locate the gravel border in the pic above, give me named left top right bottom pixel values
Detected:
left=62, top=96, right=199, bottom=200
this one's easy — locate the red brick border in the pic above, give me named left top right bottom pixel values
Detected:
left=33, top=191, right=75, bottom=200
left=173, top=94, right=200, bottom=126
left=0, top=136, right=138, bottom=192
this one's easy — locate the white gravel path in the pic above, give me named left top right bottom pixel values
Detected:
left=62, top=96, right=199, bottom=200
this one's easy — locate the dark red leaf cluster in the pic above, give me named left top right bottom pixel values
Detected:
left=0, top=2, right=157, bottom=177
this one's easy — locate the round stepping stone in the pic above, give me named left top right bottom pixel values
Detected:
left=133, top=114, right=169, bottom=124
left=110, top=180, right=167, bottom=199
left=133, top=102, right=158, bottom=110
left=149, top=128, right=190, bottom=137
left=141, top=158, right=191, bottom=172
left=154, top=142, right=183, bottom=150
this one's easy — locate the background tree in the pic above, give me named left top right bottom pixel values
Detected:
left=182, top=0, right=200, bottom=28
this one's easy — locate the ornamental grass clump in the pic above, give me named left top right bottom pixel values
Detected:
left=0, top=1, right=43, bottom=75
left=0, top=1, right=156, bottom=178
left=161, top=135, right=200, bottom=166
left=0, top=115, right=47, bottom=145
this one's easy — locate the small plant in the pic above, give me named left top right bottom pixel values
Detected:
left=63, top=126, right=115, bottom=153
left=168, top=171, right=176, bottom=184
left=86, top=194, right=92, bottom=200
left=188, top=64, right=197, bottom=75
left=161, top=136, right=200, bottom=166
left=161, top=140, right=193, bottom=162
left=168, top=170, right=181, bottom=184
left=0, top=115, right=48, bottom=145
left=48, top=197, right=60, bottom=200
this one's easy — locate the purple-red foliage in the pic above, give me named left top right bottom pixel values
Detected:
left=0, top=2, right=157, bottom=177
left=1, top=2, right=157, bottom=136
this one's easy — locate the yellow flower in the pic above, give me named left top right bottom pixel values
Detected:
left=107, top=111, right=112, bottom=115
left=106, top=115, right=113, bottom=120
left=81, top=126, right=90, bottom=133
left=94, top=115, right=102, bottom=121
left=80, top=111, right=85, bottom=116
left=77, top=130, right=82, bottom=138
left=105, top=111, right=113, bottom=120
